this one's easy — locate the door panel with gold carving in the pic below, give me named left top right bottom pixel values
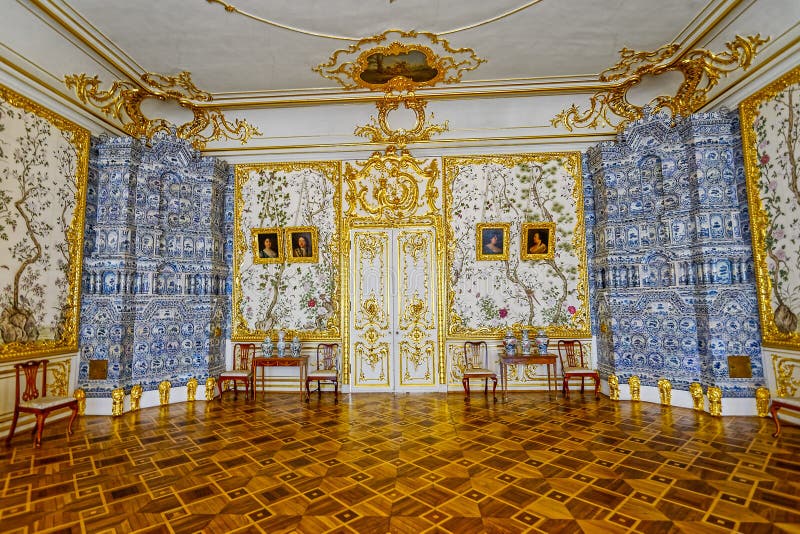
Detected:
left=350, top=227, right=438, bottom=391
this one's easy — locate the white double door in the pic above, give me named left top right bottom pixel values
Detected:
left=349, top=226, right=439, bottom=392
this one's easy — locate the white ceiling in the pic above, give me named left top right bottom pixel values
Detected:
left=55, top=0, right=714, bottom=97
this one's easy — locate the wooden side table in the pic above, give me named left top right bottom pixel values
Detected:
left=251, top=355, right=309, bottom=400
left=499, top=353, right=557, bottom=399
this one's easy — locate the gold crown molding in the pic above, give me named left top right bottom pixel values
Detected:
left=314, top=30, right=485, bottom=92
left=63, top=71, right=261, bottom=150
left=552, top=34, right=769, bottom=133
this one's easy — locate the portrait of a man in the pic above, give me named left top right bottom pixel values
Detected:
left=521, top=222, right=556, bottom=260
left=286, top=226, right=318, bottom=262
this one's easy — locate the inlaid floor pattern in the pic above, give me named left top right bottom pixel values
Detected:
left=2, top=392, right=800, bottom=533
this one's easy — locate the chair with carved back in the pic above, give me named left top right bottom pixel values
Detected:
left=5, top=359, right=79, bottom=448
left=462, top=341, right=497, bottom=402
left=557, top=340, right=600, bottom=399
left=218, top=343, right=255, bottom=400
left=306, top=343, right=339, bottom=403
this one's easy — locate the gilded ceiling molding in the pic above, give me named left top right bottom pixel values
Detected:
left=313, top=30, right=485, bottom=92
left=552, top=34, right=769, bottom=133
left=64, top=71, right=261, bottom=150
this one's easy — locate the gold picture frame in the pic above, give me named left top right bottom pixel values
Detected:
left=476, top=223, right=510, bottom=261
left=252, top=228, right=283, bottom=264
left=521, top=222, right=556, bottom=261
left=741, top=65, right=800, bottom=350
left=0, top=84, right=90, bottom=361
left=286, top=226, right=318, bottom=263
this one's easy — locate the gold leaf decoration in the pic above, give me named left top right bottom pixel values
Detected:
left=552, top=34, right=769, bottom=132
left=64, top=71, right=261, bottom=150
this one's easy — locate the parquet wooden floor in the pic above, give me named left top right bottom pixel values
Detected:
left=2, top=392, right=799, bottom=533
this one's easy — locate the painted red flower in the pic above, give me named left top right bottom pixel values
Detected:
left=308, top=298, right=316, bottom=308
left=760, top=154, right=770, bottom=165
left=499, top=308, right=508, bottom=318
left=567, top=305, right=576, bottom=315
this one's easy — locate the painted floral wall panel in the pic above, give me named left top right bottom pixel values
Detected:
left=0, top=85, right=89, bottom=360
left=233, top=163, right=340, bottom=338
left=443, top=154, right=589, bottom=336
left=742, top=66, right=800, bottom=350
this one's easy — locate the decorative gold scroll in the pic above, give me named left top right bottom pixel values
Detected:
left=552, top=34, right=769, bottom=133
left=64, top=71, right=260, bottom=150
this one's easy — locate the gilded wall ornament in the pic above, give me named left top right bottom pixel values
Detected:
left=130, top=384, right=143, bottom=411
left=187, top=377, right=198, bottom=401
left=355, top=92, right=448, bottom=148
left=689, top=382, right=704, bottom=411
left=629, top=375, right=641, bottom=401
left=608, top=374, right=619, bottom=401
left=313, top=30, right=485, bottom=92
left=158, top=380, right=171, bottom=405
left=755, top=387, right=771, bottom=417
left=64, top=71, right=261, bottom=150
left=205, top=377, right=217, bottom=401
left=552, top=34, right=768, bottom=133
left=657, top=378, right=672, bottom=406
left=111, top=387, right=124, bottom=417
left=771, top=354, right=800, bottom=397
left=73, top=388, right=86, bottom=416
left=707, top=386, right=723, bottom=416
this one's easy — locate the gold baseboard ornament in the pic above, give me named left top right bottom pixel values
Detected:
left=130, top=384, right=143, bottom=411
left=205, top=377, right=216, bottom=401
left=657, top=378, right=672, bottom=406
left=187, top=377, right=198, bottom=401
left=73, top=388, right=86, bottom=416
left=552, top=34, right=768, bottom=133
left=158, top=380, right=171, bottom=405
left=629, top=375, right=640, bottom=401
left=755, top=387, right=770, bottom=417
left=689, top=382, right=704, bottom=411
left=608, top=373, right=619, bottom=401
left=64, top=71, right=261, bottom=150
left=111, top=387, right=124, bottom=417
left=707, top=386, right=723, bottom=416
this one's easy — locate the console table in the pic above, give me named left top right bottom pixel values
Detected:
left=251, top=355, right=308, bottom=400
left=499, top=353, right=557, bottom=400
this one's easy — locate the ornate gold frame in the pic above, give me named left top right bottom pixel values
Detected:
left=232, top=161, right=341, bottom=341
left=285, top=226, right=319, bottom=263
left=741, top=65, right=800, bottom=350
left=64, top=71, right=261, bottom=150
left=521, top=221, right=556, bottom=261
left=0, top=84, right=90, bottom=361
left=251, top=227, right=283, bottom=264
left=314, top=30, right=485, bottom=92
left=552, top=34, right=768, bottom=133
left=476, top=223, right=511, bottom=261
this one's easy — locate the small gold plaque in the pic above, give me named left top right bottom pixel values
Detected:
left=89, top=359, right=108, bottom=380
left=728, top=356, right=752, bottom=378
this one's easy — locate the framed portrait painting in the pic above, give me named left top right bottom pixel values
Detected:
left=252, top=228, right=283, bottom=264
left=286, top=226, right=318, bottom=263
left=476, top=223, right=510, bottom=261
left=521, top=222, right=556, bottom=260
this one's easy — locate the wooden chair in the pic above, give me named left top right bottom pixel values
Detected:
left=218, top=343, right=255, bottom=400
left=306, top=343, right=339, bottom=403
left=6, top=360, right=79, bottom=448
left=462, top=341, right=497, bottom=402
left=557, top=340, right=600, bottom=399
left=769, top=397, right=800, bottom=437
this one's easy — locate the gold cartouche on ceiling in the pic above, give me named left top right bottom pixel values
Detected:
left=64, top=71, right=261, bottom=150
left=552, top=34, right=769, bottom=133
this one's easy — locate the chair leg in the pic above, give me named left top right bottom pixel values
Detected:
left=581, top=377, right=585, bottom=393
left=305, top=378, right=311, bottom=402
left=462, top=377, right=470, bottom=401
left=771, top=403, right=782, bottom=438
left=66, top=405, right=78, bottom=436
left=484, top=378, right=488, bottom=395
left=334, top=379, right=339, bottom=404
left=563, top=377, right=570, bottom=399
left=5, top=410, right=20, bottom=446
left=491, top=377, right=497, bottom=402
left=217, top=379, right=224, bottom=400
left=34, top=413, right=47, bottom=447
left=594, top=375, right=600, bottom=399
